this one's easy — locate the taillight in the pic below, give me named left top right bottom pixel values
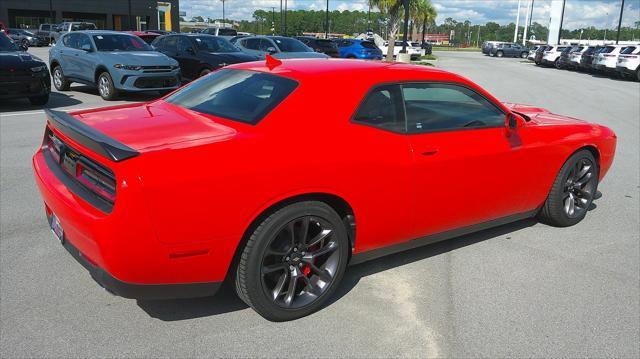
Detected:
left=75, top=162, right=116, bottom=202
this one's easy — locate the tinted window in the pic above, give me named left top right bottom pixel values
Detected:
left=41, top=25, right=51, bottom=31
left=621, top=46, right=636, bottom=54
left=353, top=85, right=404, bottom=132
left=272, top=37, right=310, bottom=52
left=402, top=83, right=505, bottom=133
left=165, top=69, right=298, bottom=125
left=92, top=34, right=151, bottom=51
left=242, top=38, right=261, bottom=50
left=602, top=46, right=615, bottom=53
left=176, top=36, right=193, bottom=53
left=194, top=36, right=237, bottom=52
left=0, top=33, right=18, bottom=51
left=361, top=41, right=377, bottom=49
left=63, top=33, right=80, bottom=48
left=315, top=39, right=335, bottom=48
left=71, top=23, right=96, bottom=31
left=218, top=28, right=237, bottom=36
left=151, top=36, right=164, bottom=48
left=77, top=33, right=92, bottom=50
left=164, top=36, right=177, bottom=51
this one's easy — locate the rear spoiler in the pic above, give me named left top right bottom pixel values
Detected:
left=45, top=109, right=139, bottom=162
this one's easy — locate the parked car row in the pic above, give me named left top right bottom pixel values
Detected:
left=531, top=43, right=640, bottom=81
left=0, top=32, right=51, bottom=105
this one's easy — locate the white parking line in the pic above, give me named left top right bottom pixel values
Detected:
left=0, top=107, right=100, bottom=117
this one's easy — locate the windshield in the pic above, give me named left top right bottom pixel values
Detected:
left=194, top=36, right=238, bottom=52
left=92, top=34, right=151, bottom=51
left=165, top=69, right=298, bottom=124
left=0, top=33, right=18, bottom=51
left=272, top=37, right=310, bottom=52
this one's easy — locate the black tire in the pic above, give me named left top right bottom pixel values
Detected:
left=521, top=52, right=528, bottom=58
left=199, top=68, right=212, bottom=78
left=554, top=58, right=562, bottom=69
left=636, top=67, right=640, bottom=82
left=21, top=39, right=29, bottom=48
left=235, top=201, right=349, bottom=321
left=537, top=149, right=599, bottom=227
left=52, top=65, right=70, bottom=91
left=28, top=94, right=49, bottom=105
left=97, top=72, right=118, bottom=101
left=496, top=51, right=504, bottom=58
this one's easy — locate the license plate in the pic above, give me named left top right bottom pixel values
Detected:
left=50, top=213, right=64, bottom=243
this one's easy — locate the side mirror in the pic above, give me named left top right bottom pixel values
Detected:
left=507, top=113, right=519, bottom=129
left=81, top=44, right=92, bottom=52
left=266, top=46, right=277, bottom=54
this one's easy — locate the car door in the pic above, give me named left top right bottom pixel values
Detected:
left=74, top=33, right=96, bottom=82
left=60, top=33, right=82, bottom=78
left=401, top=82, right=535, bottom=238
left=239, top=38, right=265, bottom=58
left=175, top=36, right=200, bottom=80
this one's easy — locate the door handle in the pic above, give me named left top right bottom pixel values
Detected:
left=420, top=148, right=439, bottom=156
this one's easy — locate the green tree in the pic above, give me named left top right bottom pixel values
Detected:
left=369, top=0, right=405, bottom=60
left=413, top=0, right=437, bottom=45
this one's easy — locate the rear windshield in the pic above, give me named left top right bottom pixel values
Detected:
left=93, top=34, right=151, bottom=51
left=165, top=69, right=298, bottom=125
left=620, top=46, right=636, bottom=54
left=218, top=28, right=237, bottom=36
left=72, top=23, right=96, bottom=31
left=601, top=46, right=615, bottom=54
left=361, top=41, right=378, bottom=49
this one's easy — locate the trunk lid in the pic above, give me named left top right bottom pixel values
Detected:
left=71, top=101, right=237, bottom=153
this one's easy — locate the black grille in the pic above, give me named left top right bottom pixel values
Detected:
left=141, top=65, right=173, bottom=73
left=133, top=76, right=178, bottom=89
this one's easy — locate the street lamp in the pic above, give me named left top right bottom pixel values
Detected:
left=221, top=0, right=226, bottom=25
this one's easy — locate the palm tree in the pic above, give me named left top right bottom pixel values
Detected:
left=413, top=0, right=437, bottom=47
left=369, top=0, right=405, bottom=61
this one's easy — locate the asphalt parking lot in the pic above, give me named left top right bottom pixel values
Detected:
left=1, top=48, right=639, bottom=358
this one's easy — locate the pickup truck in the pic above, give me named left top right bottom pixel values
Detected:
left=35, top=24, right=56, bottom=44
left=51, top=22, right=97, bottom=43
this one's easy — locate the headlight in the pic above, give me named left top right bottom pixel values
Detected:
left=30, top=65, right=46, bottom=72
left=114, top=64, right=142, bottom=71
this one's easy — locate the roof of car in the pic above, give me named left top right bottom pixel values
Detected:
left=72, top=30, right=136, bottom=35
left=227, top=58, right=461, bottom=87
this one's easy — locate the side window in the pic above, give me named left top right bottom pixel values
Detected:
left=242, top=38, right=261, bottom=50
left=353, top=85, right=404, bottom=132
left=151, top=37, right=163, bottom=49
left=76, top=34, right=92, bottom=50
left=260, top=39, right=275, bottom=51
left=63, top=33, right=79, bottom=48
left=164, top=36, right=177, bottom=51
left=402, top=83, right=505, bottom=133
left=177, top=37, right=193, bottom=53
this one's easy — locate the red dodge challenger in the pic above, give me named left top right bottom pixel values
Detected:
left=33, top=57, right=616, bottom=321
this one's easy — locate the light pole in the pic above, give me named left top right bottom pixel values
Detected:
left=604, top=12, right=609, bottom=41
left=325, top=0, right=329, bottom=38
left=522, top=0, right=531, bottom=45
left=284, top=0, right=287, bottom=36
left=514, top=0, right=521, bottom=43
left=616, top=0, right=625, bottom=44
left=401, top=0, right=409, bottom=53
left=221, top=0, right=226, bottom=25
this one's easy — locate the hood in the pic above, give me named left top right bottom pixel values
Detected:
left=504, top=103, right=588, bottom=126
left=200, top=51, right=259, bottom=64
left=72, top=101, right=236, bottom=152
left=101, top=51, right=177, bottom=66
left=273, top=52, right=330, bottom=59
left=0, top=51, right=45, bottom=69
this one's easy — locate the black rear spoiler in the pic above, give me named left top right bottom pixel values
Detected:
left=45, top=109, right=139, bottom=162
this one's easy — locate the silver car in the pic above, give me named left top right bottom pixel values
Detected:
left=232, top=36, right=329, bottom=60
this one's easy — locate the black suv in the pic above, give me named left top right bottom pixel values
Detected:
left=294, top=36, right=339, bottom=57
left=152, top=34, right=258, bottom=81
left=0, top=32, right=50, bottom=105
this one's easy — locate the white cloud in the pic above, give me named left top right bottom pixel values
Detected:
left=179, top=0, right=640, bottom=29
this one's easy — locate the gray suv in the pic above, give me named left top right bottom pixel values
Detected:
left=232, top=36, right=329, bottom=59
left=490, top=43, right=529, bottom=58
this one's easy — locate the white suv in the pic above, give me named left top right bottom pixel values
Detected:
left=592, top=45, right=627, bottom=72
left=568, top=46, right=593, bottom=69
left=615, top=45, right=640, bottom=81
left=541, top=45, right=569, bottom=67
left=380, top=40, right=422, bottom=59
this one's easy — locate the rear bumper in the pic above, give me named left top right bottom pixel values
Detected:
left=58, top=224, right=221, bottom=300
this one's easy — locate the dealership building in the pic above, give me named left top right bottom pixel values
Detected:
left=0, top=0, right=180, bottom=32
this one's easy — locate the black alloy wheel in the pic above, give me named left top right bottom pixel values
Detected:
left=235, top=201, right=349, bottom=321
left=538, top=150, right=599, bottom=227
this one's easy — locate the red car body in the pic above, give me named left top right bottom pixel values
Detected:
left=32, top=59, right=616, bottom=299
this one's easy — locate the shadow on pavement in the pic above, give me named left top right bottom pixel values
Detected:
left=0, top=92, right=82, bottom=112
left=137, top=218, right=538, bottom=321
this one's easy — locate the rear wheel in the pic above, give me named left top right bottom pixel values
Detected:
left=555, top=58, right=562, bottom=69
left=235, top=201, right=349, bottom=321
left=537, top=150, right=599, bottom=227
left=636, top=67, right=640, bottom=82
left=97, top=72, right=117, bottom=101
left=52, top=65, right=70, bottom=91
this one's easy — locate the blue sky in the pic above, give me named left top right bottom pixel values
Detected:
left=180, top=0, right=640, bottom=29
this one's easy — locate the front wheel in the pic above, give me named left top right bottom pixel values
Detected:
left=521, top=52, right=528, bottom=58
left=97, top=72, right=118, bottom=101
left=52, top=66, right=70, bottom=91
left=496, top=51, right=504, bottom=58
left=537, top=150, right=599, bottom=227
left=555, top=59, right=562, bottom=69
left=235, top=201, right=349, bottom=321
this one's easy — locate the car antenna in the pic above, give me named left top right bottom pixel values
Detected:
left=265, top=54, right=282, bottom=69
